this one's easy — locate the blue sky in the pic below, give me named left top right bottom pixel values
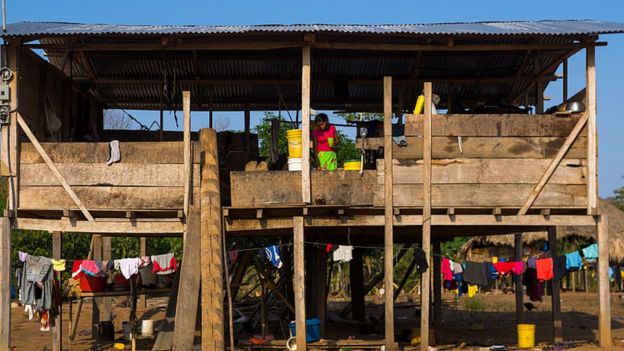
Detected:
left=7, top=0, right=624, bottom=197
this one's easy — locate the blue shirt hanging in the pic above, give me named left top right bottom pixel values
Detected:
left=264, top=245, right=283, bottom=269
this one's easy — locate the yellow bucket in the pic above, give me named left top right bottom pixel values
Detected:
left=344, top=160, right=361, bottom=171
left=517, top=324, right=535, bottom=348
left=286, top=129, right=303, bottom=158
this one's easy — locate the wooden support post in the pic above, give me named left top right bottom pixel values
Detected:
left=548, top=227, right=562, bottom=342
left=571, top=270, right=576, bottom=293
left=586, top=47, right=598, bottom=214
left=562, top=59, right=568, bottom=103
left=139, top=237, right=147, bottom=309
left=420, top=81, right=433, bottom=351
left=52, top=232, right=62, bottom=351
left=305, top=245, right=328, bottom=334
left=244, top=110, right=251, bottom=155
left=101, top=236, right=112, bottom=322
left=172, top=209, right=201, bottom=351
left=597, top=215, right=611, bottom=348
left=293, top=216, right=307, bottom=351
left=350, top=248, right=366, bottom=322
left=209, top=111, right=213, bottom=129
left=514, top=233, right=525, bottom=324
left=0, top=217, right=11, bottom=351
left=432, top=242, right=442, bottom=331
left=584, top=269, right=590, bottom=293
left=383, top=76, right=395, bottom=351
left=183, top=91, right=192, bottom=220
left=91, top=235, right=102, bottom=336
left=199, top=128, right=224, bottom=351
left=301, top=40, right=312, bottom=204
left=159, top=108, right=164, bottom=141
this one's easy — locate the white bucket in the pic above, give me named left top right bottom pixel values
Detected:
left=141, top=319, right=154, bottom=337
left=287, top=158, right=302, bottom=171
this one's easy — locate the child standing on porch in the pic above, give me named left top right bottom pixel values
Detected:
left=312, top=113, right=339, bottom=170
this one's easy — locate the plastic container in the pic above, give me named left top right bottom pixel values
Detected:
left=517, top=323, right=535, bottom=348
left=142, top=320, right=154, bottom=337
left=343, top=160, right=362, bottom=171
left=288, top=157, right=302, bottom=171
left=288, top=318, right=321, bottom=342
left=287, top=129, right=303, bottom=158
left=113, top=273, right=130, bottom=288
left=79, top=275, right=107, bottom=292
left=413, top=94, right=425, bottom=114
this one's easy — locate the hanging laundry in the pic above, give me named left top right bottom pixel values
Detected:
left=25, top=256, right=52, bottom=282
left=565, top=251, right=583, bottom=271
left=19, top=255, right=54, bottom=311
left=71, top=260, right=84, bottom=279
left=441, top=258, right=453, bottom=281
left=413, top=248, right=429, bottom=273
left=18, top=251, right=28, bottom=262
left=487, top=262, right=498, bottom=280
left=51, top=259, right=66, bottom=272
left=527, top=257, right=537, bottom=269
left=614, top=266, right=622, bottom=288
left=467, top=284, right=478, bottom=298
left=115, top=258, right=141, bottom=279
left=523, top=268, right=545, bottom=302
left=333, top=246, right=353, bottom=263
left=152, top=253, right=177, bottom=274
left=463, top=261, right=490, bottom=286
left=325, top=244, right=333, bottom=253
left=264, top=246, right=283, bottom=269
left=553, top=256, right=567, bottom=281
left=493, top=262, right=515, bottom=275
left=106, top=140, right=121, bottom=165
left=512, top=261, right=526, bottom=276
left=582, top=244, right=599, bottom=261
left=80, top=260, right=107, bottom=277
left=536, top=258, right=554, bottom=281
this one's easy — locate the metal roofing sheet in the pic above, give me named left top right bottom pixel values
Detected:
left=3, top=20, right=624, bottom=38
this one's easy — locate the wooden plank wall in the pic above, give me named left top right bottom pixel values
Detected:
left=18, top=141, right=200, bottom=210
left=372, top=114, right=588, bottom=208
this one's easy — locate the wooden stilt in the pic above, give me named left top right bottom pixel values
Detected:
left=293, top=216, right=307, bottom=351
left=173, top=209, right=201, bottom=351
left=420, top=81, right=433, bottom=351
left=350, top=248, right=366, bottom=322
left=209, top=111, right=213, bottom=129
left=199, top=128, right=224, bottom=351
left=52, top=231, right=62, bottom=351
left=383, top=76, right=395, bottom=351
left=433, top=242, right=441, bottom=332
left=301, top=39, right=312, bottom=204
left=183, top=91, right=192, bottom=220
left=139, top=237, right=148, bottom=309
left=244, top=110, right=251, bottom=155
left=221, top=224, right=235, bottom=351
left=597, top=215, right=611, bottom=348
left=514, top=233, right=524, bottom=324
left=586, top=47, right=598, bottom=215
left=91, top=235, right=102, bottom=337
left=305, top=245, right=328, bottom=334
left=0, top=217, right=11, bottom=351
left=101, top=236, right=112, bottom=322
left=548, top=227, right=562, bottom=342
left=562, top=59, right=568, bottom=103
left=571, top=270, right=576, bottom=293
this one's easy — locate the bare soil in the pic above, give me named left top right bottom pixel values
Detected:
left=9, top=292, right=624, bottom=350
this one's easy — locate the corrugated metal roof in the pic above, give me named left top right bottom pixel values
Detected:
left=3, top=20, right=624, bottom=38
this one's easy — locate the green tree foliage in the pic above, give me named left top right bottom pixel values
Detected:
left=441, top=237, right=470, bottom=260
left=608, top=185, right=624, bottom=211
left=255, top=111, right=360, bottom=167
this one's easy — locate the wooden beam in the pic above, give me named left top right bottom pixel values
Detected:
left=52, top=231, right=62, bottom=351
left=313, top=42, right=604, bottom=52
left=562, top=59, right=568, bottom=102
left=586, top=47, right=598, bottom=214
left=199, top=129, right=224, bottom=351
left=548, top=227, right=563, bottom=343
left=16, top=115, right=95, bottom=221
left=597, top=215, right=611, bottom=348
left=517, top=113, right=588, bottom=215
left=420, top=82, right=433, bottom=351
left=382, top=76, right=395, bottom=351
left=244, top=110, right=251, bottom=155
left=293, top=216, right=307, bottom=351
left=172, top=209, right=201, bottom=351
left=301, top=42, right=312, bottom=204
left=101, top=236, right=112, bottom=322
left=14, top=218, right=184, bottom=234
left=0, top=217, right=11, bottom=351
left=183, top=91, right=192, bottom=219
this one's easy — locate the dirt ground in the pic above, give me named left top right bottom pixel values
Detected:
left=9, top=291, right=624, bottom=350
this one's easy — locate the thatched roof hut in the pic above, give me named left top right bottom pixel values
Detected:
left=459, top=200, right=624, bottom=262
